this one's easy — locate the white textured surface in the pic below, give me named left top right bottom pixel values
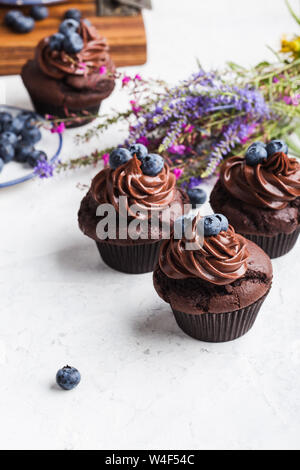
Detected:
left=1, top=0, right=300, bottom=451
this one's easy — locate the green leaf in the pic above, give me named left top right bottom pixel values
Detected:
left=285, top=0, right=300, bottom=26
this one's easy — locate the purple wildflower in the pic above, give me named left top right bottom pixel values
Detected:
left=34, top=159, right=55, bottom=178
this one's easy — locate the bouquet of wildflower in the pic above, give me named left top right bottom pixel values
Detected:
left=45, top=0, right=300, bottom=188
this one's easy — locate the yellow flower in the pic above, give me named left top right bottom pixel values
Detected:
left=281, top=35, right=300, bottom=58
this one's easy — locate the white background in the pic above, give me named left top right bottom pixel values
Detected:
left=0, top=0, right=300, bottom=450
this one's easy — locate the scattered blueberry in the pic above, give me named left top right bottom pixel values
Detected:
left=64, top=8, right=82, bottom=22
left=0, top=142, right=15, bottom=163
left=21, top=126, right=41, bottom=145
left=174, top=214, right=195, bottom=239
left=203, top=215, right=221, bottom=237
left=141, top=153, right=164, bottom=176
left=187, top=187, right=207, bottom=208
left=129, top=143, right=148, bottom=160
left=26, top=149, right=47, bottom=168
left=30, top=5, right=48, bottom=21
left=0, top=131, right=18, bottom=146
left=0, top=158, right=4, bottom=173
left=59, top=19, right=79, bottom=36
left=0, top=112, right=13, bottom=132
left=56, top=365, right=81, bottom=391
left=14, top=143, right=34, bottom=163
left=109, top=148, right=132, bottom=169
left=12, top=16, right=35, bottom=34
left=215, top=214, right=229, bottom=232
left=63, top=33, right=84, bottom=55
left=49, top=33, right=65, bottom=51
left=266, top=140, right=288, bottom=157
left=4, top=10, right=22, bottom=27
left=245, top=142, right=268, bottom=166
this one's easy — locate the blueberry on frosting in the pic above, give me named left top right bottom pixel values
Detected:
left=64, top=9, right=82, bottom=22
left=140, top=153, right=164, bottom=176
left=63, top=33, right=84, bottom=55
left=245, top=142, right=268, bottom=166
left=203, top=215, right=222, bottom=237
left=129, top=143, right=148, bottom=160
left=59, top=19, right=79, bottom=36
left=187, top=187, right=207, bottom=208
left=109, top=148, right=132, bottom=169
left=215, top=214, right=229, bottom=232
left=49, top=33, right=65, bottom=51
left=266, top=139, right=288, bottom=157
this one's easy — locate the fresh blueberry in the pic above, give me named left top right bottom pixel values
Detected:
left=63, top=33, right=84, bottom=54
left=59, top=19, right=79, bottom=36
left=203, top=215, right=221, bottom=237
left=0, top=142, right=15, bottom=163
left=129, top=143, right=148, bottom=160
left=266, top=140, right=288, bottom=157
left=4, top=10, right=22, bottom=27
left=17, top=110, right=37, bottom=124
left=21, top=126, right=41, bottom=145
left=7, top=117, right=24, bottom=135
left=64, top=8, right=82, bottom=22
left=14, top=143, right=34, bottom=163
left=56, top=365, right=81, bottom=391
left=30, top=5, right=48, bottom=21
left=245, top=142, right=268, bottom=166
left=109, top=148, right=132, bottom=169
left=26, top=149, right=47, bottom=168
left=0, top=158, right=4, bottom=173
left=187, top=187, right=207, bottom=208
left=0, top=112, right=13, bottom=132
left=215, top=214, right=229, bottom=232
left=141, top=153, right=164, bottom=176
left=174, top=214, right=195, bottom=239
left=49, top=33, right=65, bottom=51
left=0, top=131, right=18, bottom=146
left=12, top=16, right=35, bottom=34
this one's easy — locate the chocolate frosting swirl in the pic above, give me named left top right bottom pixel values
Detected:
left=36, top=20, right=114, bottom=81
left=221, top=152, right=300, bottom=210
left=159, top=220, right=249, bottom=285
left=91, top=155, right=177, bottom=219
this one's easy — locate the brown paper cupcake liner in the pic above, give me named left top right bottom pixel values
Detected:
left=240, top=227, right=300, bottom=259
left=96, top=240, right=163, bottom=274
left=172, top=292, right=269, bottom=342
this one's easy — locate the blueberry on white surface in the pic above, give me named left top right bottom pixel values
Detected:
left=63, top=33, right=84, bottom=55
left=245, top=142, right=268, bottom=166
left=30, top=5, right=48, bottom=21
left=0, top=142, right=15, bottom=163
left=266, top=140, right=288, bottom=157
left=59, top=19, right=80, bottom=36
left=21, top=126, right=42, bottom=145
left=187, top=187, right=207, bottom=208
left=140, top=153, right=164, bottom=176
left=129, top=143, right=148, bottom=160
left=0, top=131, right=18, bottom=146
left=203, top=215, right=222, bottom=237
left=64, top=9, right=82, bottom=22
left=26, top=149, right=47, bottom=168
left=14, top=143, right=34, bottom=163
left=56, top=366, right=81, bottom=391
left=215, top=214, right=229, bottom=232
left=7, top=117, right=24, bottom=135
left=109, top=148, right=132, bottom=169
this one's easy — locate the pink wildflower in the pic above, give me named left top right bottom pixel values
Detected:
left=102, top=153, right=109, bottom=165
left=137, top=136, right=150, bottom=146
left=51, top=122, right=66, bottom=134
left=173, top=168, right=184, bottom=179
left=168, top=144, right=186, bottom=155
left=130, top=100, right=142, bottom=114
left=122, top=75, right=131, bottom=87
left=135, top=74, right=142, bottom=81
left=99, top=66, right=107, bottom=75
left=183, top=124, right=195, bottom=133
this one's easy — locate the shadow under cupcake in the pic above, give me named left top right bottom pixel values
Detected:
left=21, top=18, right=115, bottom=128
left=210, top=140, right=300, bottom=259
left=78, top=144, right=189, bottom=274
left=153, top=213, right=273, bottom=342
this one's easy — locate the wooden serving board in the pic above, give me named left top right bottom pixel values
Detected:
left=0, top=0, right=147, bottom=75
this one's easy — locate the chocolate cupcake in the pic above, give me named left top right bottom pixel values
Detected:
left=21, top=19, right=115, bottom=127
left=210, top=140, right=300, bottom=258
left=153, top=214, right=272, bottom=342
left=78, top=145, right=189, bottom=274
